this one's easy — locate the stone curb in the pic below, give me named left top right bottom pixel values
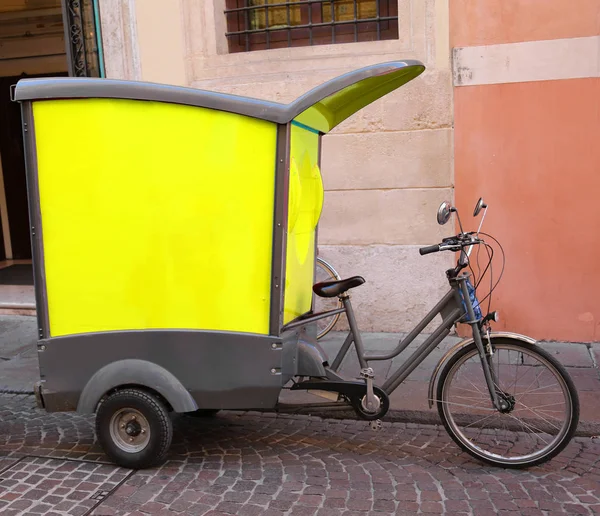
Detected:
left=5, top=392, right=597, bottom=439
left=268, top=406, right=600, bottom=438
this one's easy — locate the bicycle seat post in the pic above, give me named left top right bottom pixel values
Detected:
left=340, top=291, right=380, bottom=413
left=340, top=292, right=368, bottom=370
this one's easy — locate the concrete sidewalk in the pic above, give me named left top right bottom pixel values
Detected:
left=0, top=315, right=39, bottom=393
left=1, top=315, right=599, bottom=434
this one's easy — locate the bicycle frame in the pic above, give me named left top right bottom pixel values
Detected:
left=283, top=272, right=502, bottom=410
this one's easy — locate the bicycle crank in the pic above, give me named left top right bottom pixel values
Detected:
left=370, top=419, right=383, bottom=431
left=350, top=385, right=390, bottom=421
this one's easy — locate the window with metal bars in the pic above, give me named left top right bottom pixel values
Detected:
left=224, top=0, right=399, bottom=53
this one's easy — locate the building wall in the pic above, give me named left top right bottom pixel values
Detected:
left=451, top=0, right=600, bottom=342
left=99, top=0, right=455, bottom=333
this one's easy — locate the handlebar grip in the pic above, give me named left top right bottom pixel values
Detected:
left=419, top=244, right=440, bottom=256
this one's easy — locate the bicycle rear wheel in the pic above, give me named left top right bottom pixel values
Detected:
left=437, top=338, right=579, bottom=468
left=314, top=257, right=342, bottom=340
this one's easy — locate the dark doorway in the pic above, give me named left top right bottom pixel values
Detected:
left=0, top=74, right=31, bottom=260
left=0, top=264, right=34, bottom=285
left=0, top=72, right=68, bottom=260
left=0, top=199, right=4, bottom=262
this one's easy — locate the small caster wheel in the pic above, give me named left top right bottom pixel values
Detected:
left=96, top=388, right=172, bottom=469
left=185, top=409, right=220, bottom=418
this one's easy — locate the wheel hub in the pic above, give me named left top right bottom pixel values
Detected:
left=110, top=408, right=151, bottom=453
left=125, top=421, right=141, bottom=437
left=498, top=392, right=516, bottom=413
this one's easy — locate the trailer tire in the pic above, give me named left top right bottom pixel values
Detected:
left=96, top=388, right=172, bottom=469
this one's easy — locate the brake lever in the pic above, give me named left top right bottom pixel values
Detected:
left=440, top=234, right=481, bottom=254
left=439, top=244, right=462, bottom=252
left=465, top=235, right=479, bottom=258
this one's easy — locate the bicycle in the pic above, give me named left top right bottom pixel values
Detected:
left=286, top=198, right=579, bottom=468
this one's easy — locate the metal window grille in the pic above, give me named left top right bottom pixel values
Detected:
left=225, top=0, right=398, bottom=53
left=62, top=0, right=104, bottom=77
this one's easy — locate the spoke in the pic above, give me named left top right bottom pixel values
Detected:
left=501, top=397, right=511, bottom=435
left=464, top=373, right=487, bottom=396
left=517, top=402, right=564, bottom=428
left=451, top=395, right=491, bottom=402
left=519, top=406, right=561, bottom=432
left=532, top=409, right=565, bottom=421
left=516, top=383, right=561, bottom=395
left=516, top=391, right=564, bottom=396
left=506, top=414, right=550, bottom=444
left=509, top=352, right=532, bottom=392
left=525, top=401, right=566, bottom=410
left=514, top=411, right=532, bottom=439
left=512, top=350, right=519, bottom=391
left=464, top=411, right=501, bottom=429
left=451, top=386, right=488, bottom=395
left=510, top=414, right=548, bottom=440
left=440, top=400, right=495, bottom=411
left=534, top=408, right=566, bottom=416
left=520, top=409, right=566, bottom=420
left=519, top=366, right=547, bottom=398
left=496, top=351, right=512, bottom=393
left=495, top=349, right=502, bottom=391
left=508, top=349, right=519, bottom=389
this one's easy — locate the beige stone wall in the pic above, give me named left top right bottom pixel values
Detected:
left=99, top=0, right=141, bottom=81
left=99, top=0, right=454, bottom=332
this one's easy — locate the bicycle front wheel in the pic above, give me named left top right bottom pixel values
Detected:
left=437, top=338, right=579, bottom=468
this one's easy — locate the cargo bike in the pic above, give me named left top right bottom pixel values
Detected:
left=13, top=61, right=578, bottom=470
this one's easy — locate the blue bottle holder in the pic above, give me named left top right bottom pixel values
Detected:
left=459, top=278, right=483, bottom=322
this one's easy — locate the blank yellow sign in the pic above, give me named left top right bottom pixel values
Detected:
left=33, top=98, right=277, bottom=337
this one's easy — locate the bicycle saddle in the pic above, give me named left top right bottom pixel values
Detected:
left=313, top=276, right=365, bottom=298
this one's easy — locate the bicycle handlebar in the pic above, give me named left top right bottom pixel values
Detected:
left=419, top=234, right=482, bottom=256
left=418, top=244, right=440, bottom=255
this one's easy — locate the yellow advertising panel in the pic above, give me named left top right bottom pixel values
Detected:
left=283, top=122, right=324, bottom=323
left=33, top=99, right=277, bottom=337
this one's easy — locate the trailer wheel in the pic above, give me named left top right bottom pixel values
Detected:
left=96, top=388, right=172, bottom=469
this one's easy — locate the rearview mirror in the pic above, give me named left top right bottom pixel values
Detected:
left=473, top=197, right=487, bottom=217
left=437, top=202, right=453, bottom=226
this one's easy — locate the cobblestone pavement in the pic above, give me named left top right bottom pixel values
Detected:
left=0, top=395, right=599, bottom=515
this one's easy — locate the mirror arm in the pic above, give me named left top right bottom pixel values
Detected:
left=476, top=207, right=488, bottom=235
left=451, top=207, right=465, bottom=235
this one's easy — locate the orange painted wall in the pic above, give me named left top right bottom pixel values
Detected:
left=454, top=78, right=600, bottom=342
left=451, top=0, right=600, bottom=47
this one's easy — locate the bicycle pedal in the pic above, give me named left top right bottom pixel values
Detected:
left=369, top=419, right=383, bottom=431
